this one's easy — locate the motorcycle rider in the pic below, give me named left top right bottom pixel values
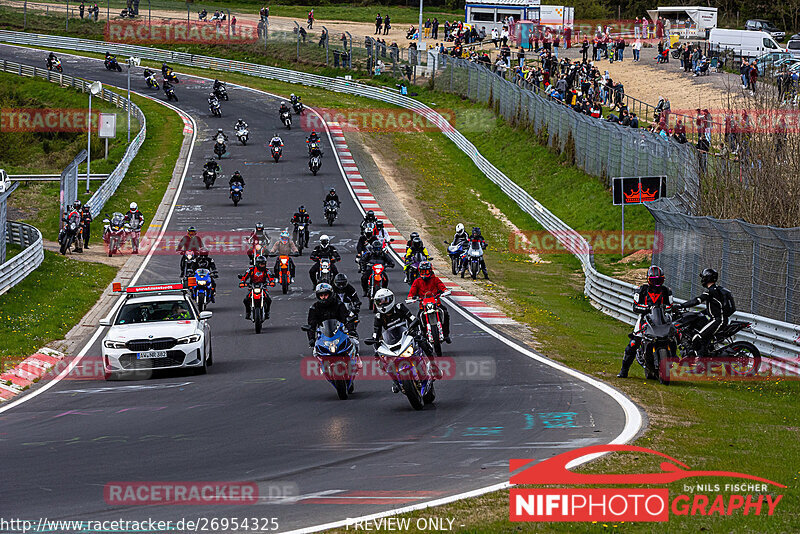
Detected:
left=228, top=169, right=244, bottom=186
left=324, top=187, right=340, bottom=208
left=290, top=93, right=299, bottom=105
left=180, top=249, right=198, bottom=279
left=162, top=79, right=174, bottom=97
left=269, top=132, right=284, bottom=151
left=356, top=227, right=379, bottom=270
left=177, top=226, right=203, bottom=258
left=204, top=158, right=220, bottom=177
left=235, top=118, right=248, bottom=132
left=308, top=142, right=323, bottom=168
left=617, top=265, right=675, bottom=378
left=305, top=282, right=358, bottom=347
left=309, top=234, right=341, bottom=285
left=460, top=226, right=488, bottom=278
left=143, top=68, right=156, bottom=85
left=306, top=129, right=321, bottom=144
left=47, top=52, right=58, bottom=69
left=161, top=62, right=172, bottom=77
left=80, top=203, right=93, bottom=249
left=360, top=242, right=395, bottom=295
left=290, top=205, right=311, bottom=245
left=333, top=273, right=362, bottom=314
left=247, top=222, right=270, bottom=261
left=374, top=220, right=390, bottom=246
left=208, top=93, right=221, bottom=112
left=194, top=248, right=218, bottom=302
left=213, top=127, right=227, bottom=142
left=361, top=210, right=378, bottom=232
left=124, top=202, right=144, bottom=254
left=372, top=288, right=436, bottom=387
left=239, top=255, right=276, bottom=320
left=213, top=79, right=226, bottom=94
left=407, top=260, right=451, bottom=343
left=676, top=268, right=735, bottom=357
left=404, top=234, right=429, bottom=283
left=279, top=101, right=291, bottom=118
left=269, top=230, right=299, bottom=281
left=451, top=223, right=469, bottom=247
left=105, top=52, right=117, bottom=66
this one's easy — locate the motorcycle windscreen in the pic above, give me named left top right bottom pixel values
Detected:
left=382, top=325, right=406, bottom=347
left=194, top=268, right=211, bottom=280
left=319, top=319, right=342, bottom=339
left=646, top=307, right=673, bottom=337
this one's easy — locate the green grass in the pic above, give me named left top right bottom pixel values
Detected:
left=0, top=247, right=117, bottom=370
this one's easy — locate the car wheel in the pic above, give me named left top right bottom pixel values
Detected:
left=207, top=344, right=214, bottom=366
left=195, top=350, right=208, bottom=375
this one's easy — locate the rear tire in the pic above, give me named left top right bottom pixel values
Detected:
left=403, top=379, right=424, bottom=410
left=725, top=341, right=761, bottom=376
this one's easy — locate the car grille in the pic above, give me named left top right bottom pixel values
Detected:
left=125, top=338, right=177, bottom=351
left=118, top=351, right=187, bottom=370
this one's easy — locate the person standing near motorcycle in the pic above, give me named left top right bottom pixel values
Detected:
left=124, top=202, right=144, bottom=254
left=309, top=235, right=341, bottom=286
left=459, top=227, right=488, bottom=278
left=324, top=187, right=340, bottom=208
left=360, top=242, right=395, bottom=295
left=404, top=234, right=429, bottom=283
left=333, top=273, right=361, bottom=314
left=617, top=265, right=675, bottom=378
left=407, top=261, right=451, bottom=343
left=240, top=255, right=276, bottom=320
left=451, top=223, right=469, bottom=247
left=291, top=205, right=311, bottom=244
left=269, top=230, right=299, bottom=281
left=306, top=283, right=358, bottom=347
left=79, top=203, right=93, bottom=249
left=675, top=268, right=735, bottom=357
left=194, top=248, right=219, bottom=302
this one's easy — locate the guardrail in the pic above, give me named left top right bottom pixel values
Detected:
left=0, top=221, right=44, bottom=295
left=0, top=57, right=146, bottom=219
left=10, top=174, right=109, bottom=181
left=1, top=30, right=796, bottom=368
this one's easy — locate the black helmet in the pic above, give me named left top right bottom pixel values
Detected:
left=187, top=226, right=197, bottom=235
left=255, top=255, right=267, bottom=269
left=255, top=222, right=264, bottom=231
left=700, top=268, right=718, bottom=286
left=376, top=220, right=384, bottom=229
left=315, top=282, right=333, bottom=302
left=333, top=273, right=348, bottom=290
left=367, top=210, right=375, bottom=217
left=410, top=231, right=420, bottom=241
left=233, top=170, right=241, bottom=176
left=299, top=205, right=306, bottom=213
left=329, top=187, right=336, bottom=194
left=411, top=236, right=422, bottom=248
left=647, top=265, right=665, bottom=288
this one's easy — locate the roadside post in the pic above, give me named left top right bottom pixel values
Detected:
left=612, top=176, right=667, bottom=257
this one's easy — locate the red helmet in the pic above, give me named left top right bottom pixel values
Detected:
left=419, top=260, right=433, bottom=280
left=647, top=265, right=664, bottom=287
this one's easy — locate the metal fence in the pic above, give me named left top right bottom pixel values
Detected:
left=0, top=58, right=146, bottom=218
left=0, top=220, right=44, bottom=295
left=1, top=30, right=796, bottom=368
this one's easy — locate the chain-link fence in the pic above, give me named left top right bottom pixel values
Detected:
left=650, top=201, right=800, bottom=324
left=432, top=55, right=700, bottom=207
left=59, top=150, right=86, bottom=219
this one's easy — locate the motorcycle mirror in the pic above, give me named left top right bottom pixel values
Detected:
left=364, top=338, right=377, bottom=346
left=300, top=325, right=312, bottom=332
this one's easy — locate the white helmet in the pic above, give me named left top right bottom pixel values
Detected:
left=130, top=202, right=138, bottom=210
left=374, top=288, right=394, bottom=314
left=455, top=223, right=464, bottom=233
left=320, top=234, right=330, bottom=247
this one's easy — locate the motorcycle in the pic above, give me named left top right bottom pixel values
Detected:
left=47, top=57, right=63, bottom=72
left=671, top=308, right=761, bottom=376
left=230, top=182, right=244, bottom=206
left=275, top=254, right=293, bottom=294
left=145, top=73, right=159, bottom=90
left=58, top=212, right=82, bottom=255
left=366, top=261, right=390, bottom=311
left=247, top=242, right=266, bottom=266
left=270, top=144, right=283, bottom=162
left=309, top=154, right=322, bottom=176
left=209, top=99, right=222, bottom=117
left=292, top=100, right=305, bottom=114
left=302, top=320, right=359, bottom=400
left=104, top=56, right=122, bottom=72
left=315, top=258, right=336, bottom=285
left=213, top=133, right=226, bottom=159
left=324, top=200, right=338, bottom=226
left=164, top=85, right=178, bottom=101
left=281, top=110, right=292, bottom=129
left=463, top=239, right=486, bottom=280
left=213, top=83, right=229, bottom=101
left=202, top=168, right=217, bottom=189
left=164, top=70, right=179, bottom=84
left=236, top=126, right=249, bottom=145
left=405, top=252, right=426, bottom=286
left=407, top=291, right=450, bottom=357
left=634, top=306, right=679, bottom=385
left=192, top=268, right=215, bottom=311
left=293, top=222, right=308, bottom=254
left=445, top=240, right=466, bottom=275
left=102, top=212, right=129, bottom=257
left=241, top=281, right=272, bottom=334
left=365, top=322, right=436, bottom=410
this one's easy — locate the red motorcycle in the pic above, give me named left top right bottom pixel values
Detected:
left=367, top=261, right=390, bottom=311
left=276, top=255, right=292, bottom=294
left=247, top=241, right=267, bottom=265
left=407, top=291, right=450, bottom=357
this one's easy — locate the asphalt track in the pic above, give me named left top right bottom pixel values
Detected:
left=0, top=45, right=633, bottom=532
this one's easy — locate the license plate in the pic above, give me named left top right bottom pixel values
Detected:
left=137, top=350, right=168, bottom=359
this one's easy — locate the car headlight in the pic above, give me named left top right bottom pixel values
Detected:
left=177, top=334, right=201, bottom=344
left=103, top=340, right=126, bottom=349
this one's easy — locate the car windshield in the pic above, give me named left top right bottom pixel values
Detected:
left=319, top=319, right=341, bottom=338
left=382, top=325, right=406, bottom=346
left=790, top=41, right=800, bottom=50
left=116, top=300, right=194, bottom=324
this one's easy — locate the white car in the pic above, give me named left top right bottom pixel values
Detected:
left=99, top=284, right=213, bottom=380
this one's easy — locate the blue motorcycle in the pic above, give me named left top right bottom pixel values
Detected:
left=303, top=319, right=359, bottom=400
left=230, top=182, right=243, bottom=207
left=445, top=240, right=466, bottom=275
left=192, top=268, right=215, bottom=311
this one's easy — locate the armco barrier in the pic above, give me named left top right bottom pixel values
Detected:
left=0, top=57, right=146, bottom=219
left=0, top=31, right=796, bottom=368
left=0, top=221, right=44, bottom=295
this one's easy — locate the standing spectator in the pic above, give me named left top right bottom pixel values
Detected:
left=384, top=14, right=391, bottom=35
left=633, top=38, right=641, bottom=62
left=307, top=9, right=314, bottom=29
left=424, top=18, right=431, bottom=39
left=643, top=18, right=650, bottom=39
left=748, top=61, right=758, bottom=93
left=432, top=18, right=439, bottom=39
left=375, top=13, right=382, bottom=35
left=683, top=46, right=691, bottom=73
left=318, top=27, right=328, bottom=47
left=501, top=26, right=509, bottom=48
left=740, top=59, right=750, bottom=89
left=581, top=37, right=589, bottom=61
left=564, top=25, right=571, bottom=48
left=617, top=38, right=625, bottom=61
left=656, top=17, right=664, bottom=39
left=264, top=5, right=269, bottom=25
left=634, top=17, right=640, bottom=39
left=491, top=27, right=499, bottom=48
left=341, top=32, right=348, bottom=50
left=553, top=33, right=560, bottom=58
left=79, top=2, right=85, bottom=18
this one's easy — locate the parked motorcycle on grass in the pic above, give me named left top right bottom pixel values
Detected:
left=407, top=291, right=450, bottom=357
left=445, top=240, right=465, bottom=275
left=58, top=212, right=82, bottom=255
left=102, top=212, right=129, bottom=257
left=463, top=239, right=486, bottom=280
left=302, top=320, right=359, bottom=400
left=634, top=306, right=679, bottom=385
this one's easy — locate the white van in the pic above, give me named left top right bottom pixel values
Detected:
left=709, top=28, right=783, bottom=58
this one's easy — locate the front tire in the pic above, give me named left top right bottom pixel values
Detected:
left=657, top=348, right=671, bottom=385
left=254, top=307, right=263, bottom=334
left=423, top=381, right=436, bottom=405
left=282, top=278, right=289, bottom=294
left=451, top=257, right=458, bottom=275
left=402, top=379, right=424, bottom=410
left=334, top=379, right=349, bottom=400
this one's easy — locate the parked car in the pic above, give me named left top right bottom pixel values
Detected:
left=745, top=19, right=785, bottom=42
left=710, top=29, right=784, bottom=59
left=787, top=38, right=800, bottom=58
left=755, top=51, right=793, bottom=74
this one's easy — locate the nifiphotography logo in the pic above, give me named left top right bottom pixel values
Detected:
left=509, top=445, right=785, bottom=522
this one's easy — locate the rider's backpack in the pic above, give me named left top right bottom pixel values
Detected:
left=721, top=287, right=737, bottom=317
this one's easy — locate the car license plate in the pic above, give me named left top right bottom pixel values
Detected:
left=137, top=350, right=168, bottom=359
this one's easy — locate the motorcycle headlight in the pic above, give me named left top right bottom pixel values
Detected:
left=325, top=341, right=339, bottom=353
left=177, top=334, right=201, bottom=345
left=399, top=346, right=414, bottom=358
left=197, top=281, right=207, bottom=286
left=103, top=340, right=126, bottom=349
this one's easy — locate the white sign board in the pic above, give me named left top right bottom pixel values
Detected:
left=98, top=113, right=117, bottom=138
left=0, top=169, right=9, bottom=193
